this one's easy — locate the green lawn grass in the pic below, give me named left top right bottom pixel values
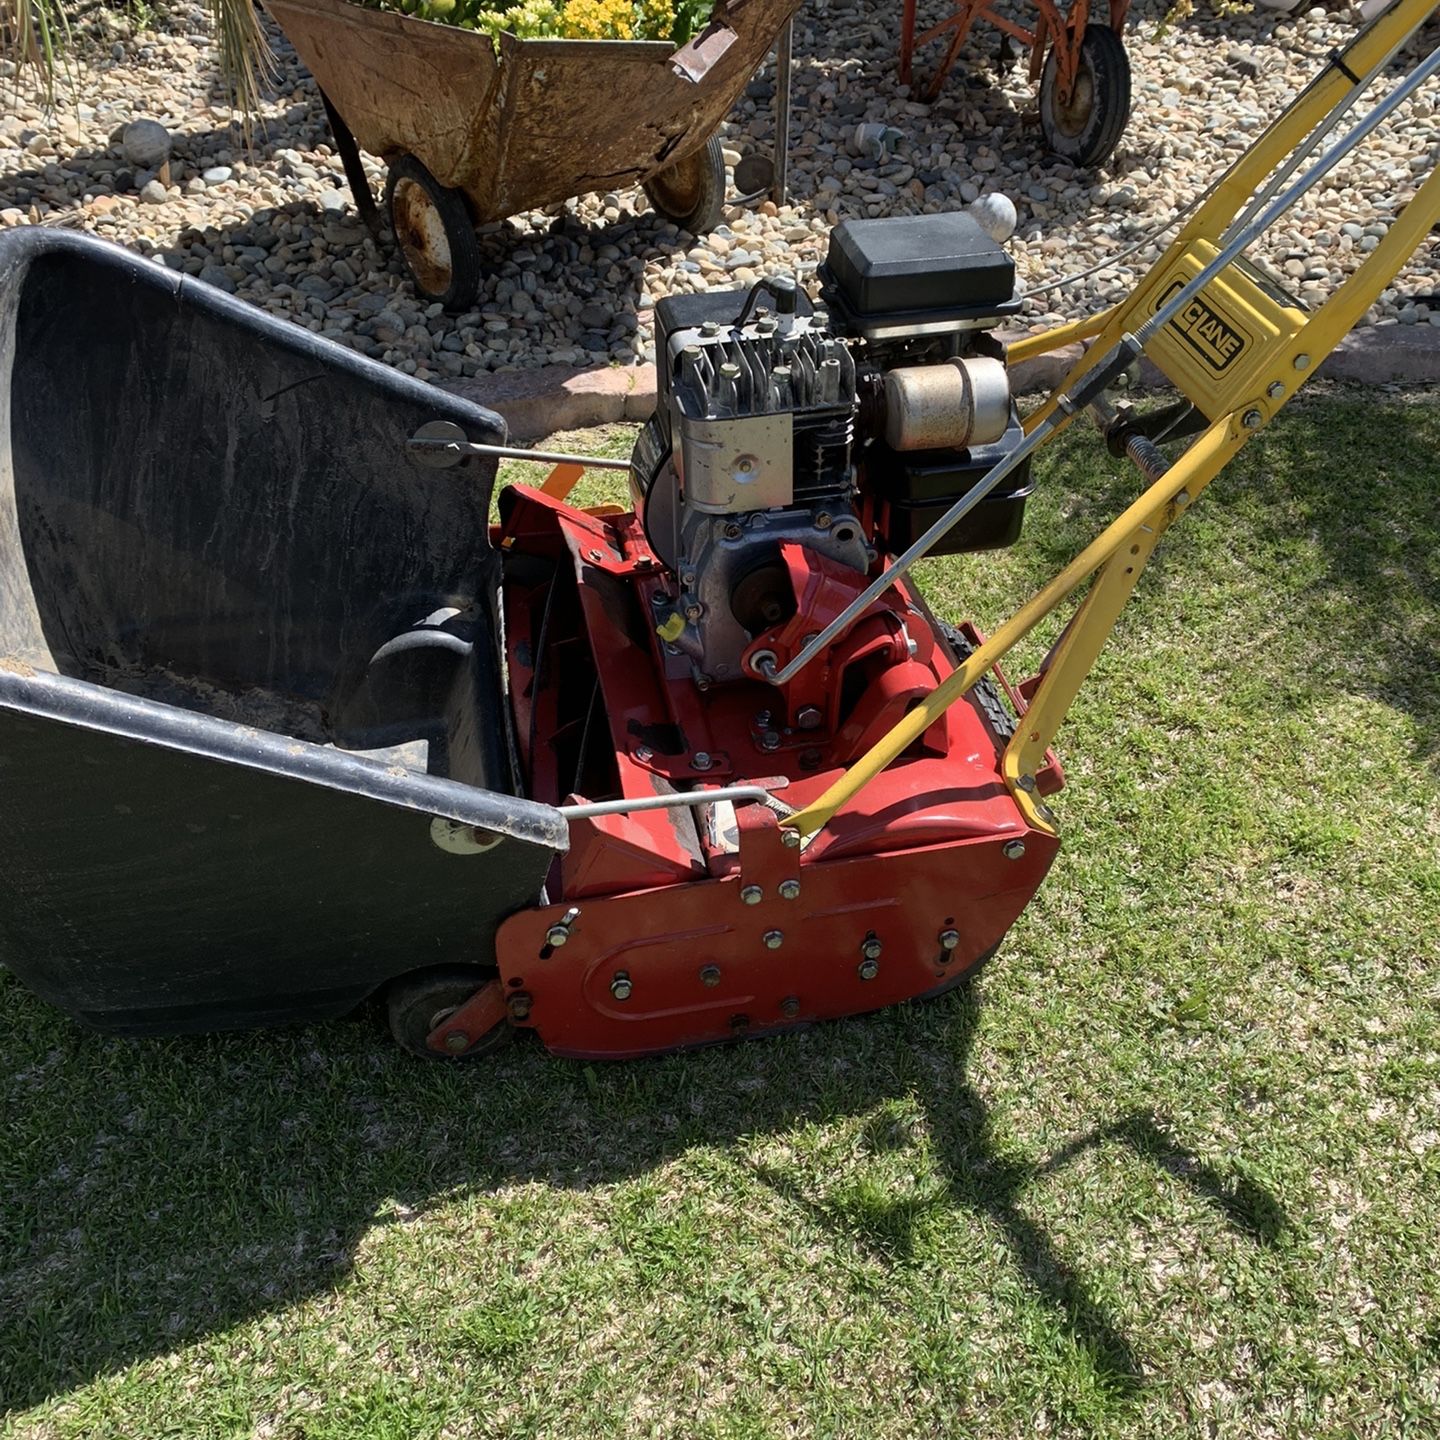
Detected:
left=2, top=390, right=1437, bottom=1438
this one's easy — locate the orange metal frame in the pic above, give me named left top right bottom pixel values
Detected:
left=898, top=0, right=1130, bottom=105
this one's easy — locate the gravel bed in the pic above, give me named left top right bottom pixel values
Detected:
left=1, top=0, right=1436, bottom=382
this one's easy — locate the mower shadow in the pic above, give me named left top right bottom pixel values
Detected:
left=0, top=970, right=1286, bottom=1415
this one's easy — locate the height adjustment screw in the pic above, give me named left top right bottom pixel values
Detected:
left=610, top=972, right=633, bottom=1001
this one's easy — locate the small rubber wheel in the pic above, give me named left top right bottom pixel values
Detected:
left=385, top=965, right=511, bottom=1060
left=643, top=134, right=726, bottom=234
left=1039, top=25, right=1131, bottom=168
left=384, top=154, right=483, bottom=311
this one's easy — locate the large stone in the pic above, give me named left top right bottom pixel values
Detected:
left=122, top=119, right=171, bottom=170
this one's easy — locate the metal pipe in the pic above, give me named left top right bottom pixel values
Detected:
left=558, top=783, right=788, bottom=821
left=772, top=17, right=793, bottom=206
left=763, top=40, right=1440, bottom=688
left=407, top=438, right=634, bottom=471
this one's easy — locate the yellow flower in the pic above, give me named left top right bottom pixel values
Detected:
left=561, top=0, right=635, bottom=38
left=636, top=0, right=673, bottom=40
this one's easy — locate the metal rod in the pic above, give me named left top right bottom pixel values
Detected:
left=558, top=782, right=788, bottom=821
left=772, top=17, right=793, bottom=206
left=407, top=439, right=634, bottom=471
left=764, top=40, right=1440, bottom=688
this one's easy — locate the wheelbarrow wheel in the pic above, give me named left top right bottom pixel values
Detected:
left=643, top=135, right=726, bottom=235
left=1039, top=25, right=1131, bottom=168
left=384, top=154, right=483, bottom=312
left=385, top=965, right=512, bottom=1060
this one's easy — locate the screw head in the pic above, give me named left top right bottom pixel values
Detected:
left=1002, top=839, right=1026, bottom=860
left=939, top=929, right=961, bottom=951
left=763, top=930, right=784, bottom=950
left=857, top=958, right=879, bottom=981
left=700, top=964, right=721, bottom=987
left=1293, top=353, right=1310, bottom=371
left=1243, top=409, right=1263, bottom=429
left=740, top=884, right=763, bottom=905
left=813, top=510, right=833, bottom=530
left=780, top=829, right=802, bottom=849
left=443, top=1028, right=471, bottom=1053
left=780, top=996, right=800, bottom=1017
left=508, top=993, right=532, bottom=1021
left=860, top=937, right=883, bottom=961
left=610, top=972, right=633, bottom=1001
left=796, top=706, right=822, bottom=730
left=1267, top=381, right=1285, bottom=399
left=723, top=522, right=743, bottom=541
left=778, top=879, right=801, bottom=901
left=759, top=730, right=781, bottom=752
left=692, top=752, right=713, bottom=771
left=546, top=924, right=572, bottom=947
left=685, top=603, right=703, bottom=621
left=1016, top=773, right=1037, bottom=793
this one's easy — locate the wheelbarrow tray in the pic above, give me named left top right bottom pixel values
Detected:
left=0, top=229, right=567, bottom=1035
left=261, top=0, right=802, bottom=222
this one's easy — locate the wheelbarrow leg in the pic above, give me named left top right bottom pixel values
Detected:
left=772, top=17, right=793, bottom=206
left=320, top=88, right=384, bottom=239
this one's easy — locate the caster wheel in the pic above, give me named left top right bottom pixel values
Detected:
left=1039, top=25, right=1132, bottom=168
left=384, top=153, right=483, bottom=311
left=643, top=134, right=726, bottom=234
left=385, top=965, right=511, bottom=1060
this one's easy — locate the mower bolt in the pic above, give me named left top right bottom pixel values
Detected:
left=759, top=730, right=781, bottom=751
left=1174, top=490, right=1190, bottom=508
left=1002, top=839, right=1027, bottom=860
left=1242, top=409, right=1263, bottom=430
left=588, top=548, right=605, bottom=562
left=1267, top=382, right=1285, bottom=399
left=939, top=929, right=961, bottom=951
left=796, top=706, right=822, bottom=730
left=610, top=972, right=633, bottom=1001
left=635, top=745, right=654, bottom=762
left=858, top=958, right=879, bottom=981
left=740, top=884, right=764, bottom=905
left=780, top=996, right=800, bottom=1018
left=700, top=965, right=722, bottom=987
left=1038, top=803, right=1057, bottom=823
left=650, top=591, right=670, bottom=610
left=701, top=321, right=720, bottom=336
left=778, top=879, right=801, bottom=901
left=780, top=829, right=802, bottom=849
left=443, top=1028, right=471, bottom=1054
left=813, top=510, right=833, bottom=530
left=754, top=709, right=773, bottom=728
left=1016, top=773, right=1037, bottom=793
left=1293, top=353, right=1311, bottom=371
left=763, top=930, right=785, bottom=950
left=692, top=752, right=714, bottom=771
left=723, top=522, right=743, bottom=541
left=860, top=937, right=883, bottom=961
left=685, top=603, right=703, bottom=621
left=508, top=993, right=532, bottom=1021
left=545, top=924, right=571, bottom=946
left=695, top=673, right=713, bottom=691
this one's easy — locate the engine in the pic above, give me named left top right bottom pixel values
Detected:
left=630, top=210, right=1032, bottom=696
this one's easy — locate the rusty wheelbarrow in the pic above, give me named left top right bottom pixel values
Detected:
left=899, top=0, right=1133, bottom=167
left=262, top=0, right=804, bottom=309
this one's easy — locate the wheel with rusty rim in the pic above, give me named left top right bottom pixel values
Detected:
left=643, top=134, right=726, bottom=234
left=1039, top=25, right=1131, bottom=168
left=384, top=154, right=483, bottom=311
left=385, top=965, right=511, bottom=1060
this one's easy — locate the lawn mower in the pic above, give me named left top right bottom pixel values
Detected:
left=0, top=0, right=1434, bottom=1060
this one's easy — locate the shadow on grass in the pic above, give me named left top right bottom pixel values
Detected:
left=0, top=970, right=1287, bottom=1415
